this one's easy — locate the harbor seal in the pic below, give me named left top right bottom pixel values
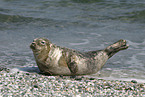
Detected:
left=30, top=38, right=128, bottom=75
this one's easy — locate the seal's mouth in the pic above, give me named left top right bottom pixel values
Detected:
left=30, top=44, right=35, bottom=50
left=30, top=42, right=40, bottom=52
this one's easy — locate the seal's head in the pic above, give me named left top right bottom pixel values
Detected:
left=30, top=38, right=51, bottom=54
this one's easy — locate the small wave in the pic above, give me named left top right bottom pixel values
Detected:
left=127, top=39, right=145, bottom=49
left=0, top=13, right=34, bottom=23
left=90, top=33, right=102, bottom=37
left=126, top=55, right=143, bottom=66
left=69, top=39, right=89, bottom=46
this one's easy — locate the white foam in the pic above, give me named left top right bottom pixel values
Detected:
left=9, top=68, right=20, bottom=73
left=9, top=66, right=40, bottom=73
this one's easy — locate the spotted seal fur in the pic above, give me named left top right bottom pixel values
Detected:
left=30, top=38, right=128, bottom=75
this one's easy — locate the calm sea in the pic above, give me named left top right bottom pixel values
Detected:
left=0, top=0, right=145, bottom=83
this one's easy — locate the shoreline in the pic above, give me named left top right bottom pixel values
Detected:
left=85, top=75, right=145, bottom=84
left=0, top=67, right=145, bottom=96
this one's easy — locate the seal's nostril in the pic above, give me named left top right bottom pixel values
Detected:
left=30, top=42, right=36, bottom=48
left=30, top=42, right=36, bottom=50
left=31, top=42, right=36, bottom=46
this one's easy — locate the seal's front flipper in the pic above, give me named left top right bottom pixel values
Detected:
left=68, top=61, right=78, bottom=75
left=104, top=39, right=129, bottom=58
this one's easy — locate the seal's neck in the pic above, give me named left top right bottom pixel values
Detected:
left=34, top=51, right=48, bottom=63
left=33, top=45, right=51, bottom=63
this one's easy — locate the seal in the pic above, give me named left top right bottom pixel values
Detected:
left=30, top=38, right=128, bottom=75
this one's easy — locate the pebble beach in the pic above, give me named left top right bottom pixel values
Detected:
left=1, top=1, right=145, bottom=97
left=0, top=67, right=145, bottom=97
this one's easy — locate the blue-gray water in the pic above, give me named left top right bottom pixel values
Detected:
left=0, top=0, right=145, bottom=83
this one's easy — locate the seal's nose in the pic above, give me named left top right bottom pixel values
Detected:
left=30, top=42, right=36, bottom=49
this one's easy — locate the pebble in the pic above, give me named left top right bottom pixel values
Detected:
left=0, top=70, right=145, bottom=96
left=131, top=80, right=137, bottom=83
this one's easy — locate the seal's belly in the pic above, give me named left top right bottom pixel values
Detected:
left=49, top=67, right=71, bottom=75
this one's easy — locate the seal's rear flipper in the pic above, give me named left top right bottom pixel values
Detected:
left=104, top=39, right=129, bottom=58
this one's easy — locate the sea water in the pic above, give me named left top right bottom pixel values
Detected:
left=0, top=0, right=145, bottom=83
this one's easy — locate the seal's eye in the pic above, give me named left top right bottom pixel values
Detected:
left=41, top=41, right=46, bottom=45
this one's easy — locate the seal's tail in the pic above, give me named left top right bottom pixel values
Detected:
left=104, top=39, right=129, bottom=58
